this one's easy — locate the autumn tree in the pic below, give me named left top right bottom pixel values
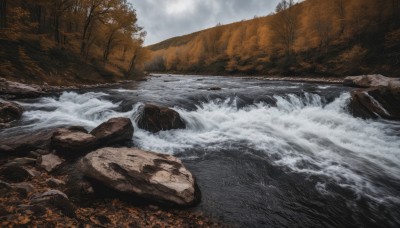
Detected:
left=51, top=0, right=74, bottom=44
left=298, top=0, right=337, bottom=53
left=145, top=0, right=399, bottom=76
left=102, top=2, right=139, bottom=63
left=271, top=0, right=298, bottom=56
left=80, top=0, right=117, bottom=55
left=127, top=31, right=148, bottom=76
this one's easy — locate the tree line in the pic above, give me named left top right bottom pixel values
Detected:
left=0, top=0, right=149, bottom=76
left=146, top=0, right=400, bottom=76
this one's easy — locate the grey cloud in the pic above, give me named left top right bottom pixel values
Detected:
left=130, top=0, right=280, bottom=45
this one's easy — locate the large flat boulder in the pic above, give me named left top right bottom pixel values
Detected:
left=136, top=104, right=185, bottom=133
left=78, top=147, right=200, bottom=206
left=90, top=117, right=134, bottom=146
left=51, top=128, right=97, bottom=153
left=0, top=101, right=23, bottom=126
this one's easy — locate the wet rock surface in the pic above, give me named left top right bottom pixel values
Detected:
left=78, top=147, right=200, bottom=206
left=51, top=128, right=97, bottom=153
left=345, top=75, right=400, bottom=119
left=0, top=101, right=24, bottom=126
left=0, top=154, right=216, bottom=228
left=136, top=104, right=186, bottom=133
left=0, top=114, right=212, bottom=227
left=90, top=117, right=134, bottom=146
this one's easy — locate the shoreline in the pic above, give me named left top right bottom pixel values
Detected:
left=151, top=73, right=345, bottom=84
left=0, top=77, right=139, bottom=99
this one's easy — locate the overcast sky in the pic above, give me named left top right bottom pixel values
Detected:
left=129, top=0, right=280, bottom=45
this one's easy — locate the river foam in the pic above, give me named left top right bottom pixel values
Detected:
left=5, top=89, right=400, bottom=206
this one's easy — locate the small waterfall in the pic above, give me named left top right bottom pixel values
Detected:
left=2, top=90, right=400, bottom=204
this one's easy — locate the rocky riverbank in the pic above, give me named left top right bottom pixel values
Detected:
left=0, top=77, right=135, bottom=99
left=344, top=74, right=400, bottom=120
left=256, top=76, right=344, bottom=84
left=0, top=110, right=221, bottom=226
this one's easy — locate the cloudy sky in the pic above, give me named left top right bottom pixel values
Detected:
left=129, top=0, right=280, bottom=45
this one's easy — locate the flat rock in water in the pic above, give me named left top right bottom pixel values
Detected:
left=136, top=104, right=185, bottom=133
left=78, top=147, right=200, bottom=206
left=90, top=117, right=134, bottom=146
left=52, top=128, right=97, bottom=153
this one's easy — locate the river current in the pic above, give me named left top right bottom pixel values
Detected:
left=1, top=74, right=400, bottom=227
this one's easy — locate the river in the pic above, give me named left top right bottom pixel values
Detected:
left=1, top=74, right=400, bottom=227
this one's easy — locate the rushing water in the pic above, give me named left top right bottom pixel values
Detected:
left=2, top=74, right=400, bottom=227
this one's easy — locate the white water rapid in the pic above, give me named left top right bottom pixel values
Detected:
left=6, top=90, right=399, bottom=206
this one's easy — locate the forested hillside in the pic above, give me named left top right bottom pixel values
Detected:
left=146, top=0, right=400, bottom=77
left=0, top=0, right=150, bottom=85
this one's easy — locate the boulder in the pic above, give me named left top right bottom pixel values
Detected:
left=29, top=190, right=76, bottom=217
left=51, top=128, right=97, bottom=153
left=37, top=153, right=65, bottom=172
left=79, top=147, right=200, bottom=206
left=0, top=166, right=37, bottom=183
left=343, top=74, right=400, bottom=88
left=344, top=75, right=400, bottom=120
left=0, top=101, right=23, bottom=124
left=350, top=87, right=400, bottom=120
left=0, top=77, right=43, bottom=98
left=0, top=129, right=56, bottom=154
left=90, top=117, right=134, bottom=146
left=136, top=104, right=185, bottom=133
